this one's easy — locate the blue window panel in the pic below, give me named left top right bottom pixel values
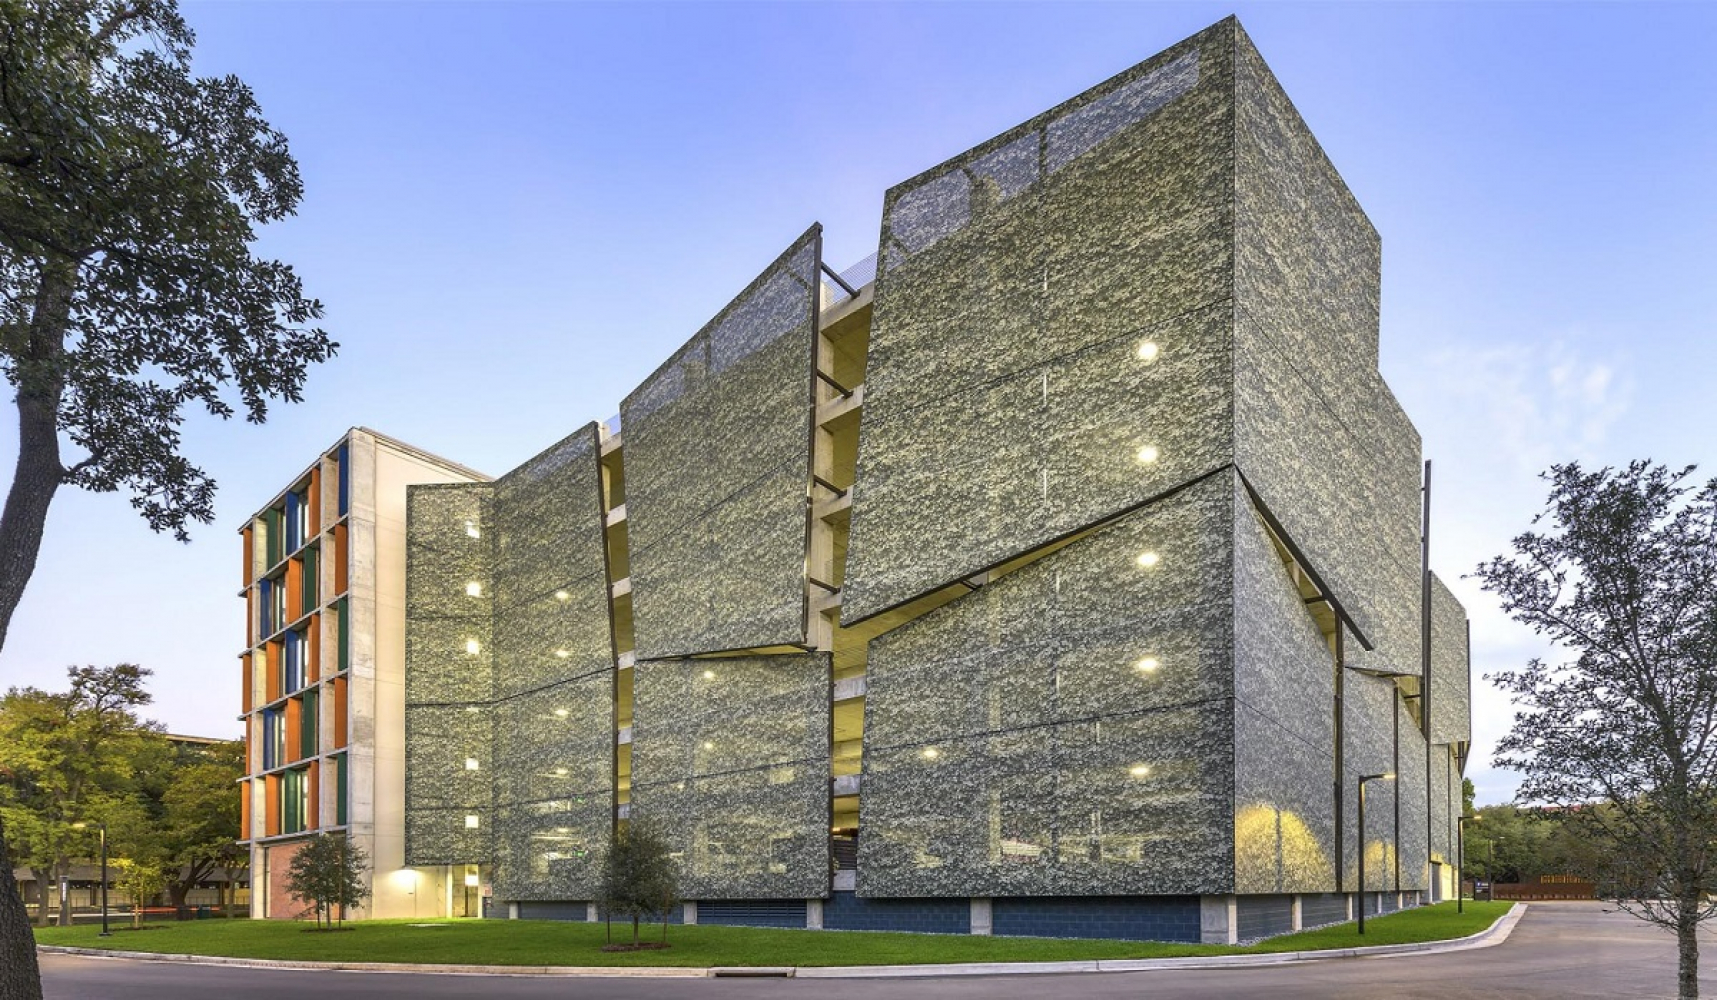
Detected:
left=261, top=709, right=278, bottom=770
left=258, top=579, right=273, bottom=637
left=337, top=444, right=350, bottom=516
left=283, top=631, right=301, bottom=693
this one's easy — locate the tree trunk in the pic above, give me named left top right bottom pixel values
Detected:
left=0, top=813, right=44, bottom=1000
left=170, top=882, right=190, bottom=921
left=0, top=260, right=76, bottom=1000
left=0, top=260, right=73, bottom=649
left=27, top=869, right=52, bottom=928
left=1679, top=904, right=1700, bottom=999
left=632, top=913, right=639, bottom=947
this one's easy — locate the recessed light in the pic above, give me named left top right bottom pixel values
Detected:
left=1136, top=551, right=1160, bottom=568
left=1136, top=341, right=1160, bottom=362
left=1136, top=445, right=1160, bottom=465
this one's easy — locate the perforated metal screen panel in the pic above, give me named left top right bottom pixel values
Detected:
left=858, top=474, right=1236, bottom=897
left=621, top=227, right=822, bottom=660
left=404, top=484, right=495, bottom=866
left=630, top=653, right=830, bottom=899
left=1429, top=574, right=1471, bottom=746
left=404, top=427, right=614, bottom=898
left=843, top=28, right=1233, bottom=626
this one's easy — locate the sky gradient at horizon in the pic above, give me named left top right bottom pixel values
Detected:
left=1, top=2, right=1713, bottom=806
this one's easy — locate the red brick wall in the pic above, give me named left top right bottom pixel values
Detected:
left=264, top=840, right=309, bottom=919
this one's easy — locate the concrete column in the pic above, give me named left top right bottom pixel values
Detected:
left=1200, top=895, right=1238, bottom=945
left=1290, top=895, right=1303, bottom=931
left=586, top=902, right=598, bottom=922
left=1345, top=893, right=1354, bottom=920
left=807, top=898, right=823, bottom=930
left=970, top=898, right=993, bottom=936
left=683, top=901, right=698, bottom=925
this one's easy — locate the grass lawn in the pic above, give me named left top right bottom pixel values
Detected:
left=33, top=901, right=1514, bottom=968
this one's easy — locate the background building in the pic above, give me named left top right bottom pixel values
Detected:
left=388, top=16, right=1472, bottom=942
left=238, top=428, right=486, bottom=919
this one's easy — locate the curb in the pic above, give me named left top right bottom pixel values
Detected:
left=799, top=903, right=1529, bottom=978
left=38, top=902, right=1526, bottom=980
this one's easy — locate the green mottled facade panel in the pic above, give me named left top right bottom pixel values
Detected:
left=487, top=424, right=614, bottom=901
left=1396, top=698, right=1429, bottom=891
left=1340, top=672, right=1397, bottom=892
left=1429, top=574, right=1472, bottom=746
left=1429, top=745, right=1457, bottom=865
left=492, top=796, right=611, bottom=902
left=843, top=23, right=1237, bottom=624
left=403, top=704, right=491, bottom=865
left=405, top=483, right=495, bottom=867
left=630, top=653, right=830, bottom=899
left=622, top=228, right=821, bottom=659
left=491, top=428, right=609, bottom=610
left=860, top=474, right=1237, bottom=896
left=1232, top=483, right=1336, bottom=893
left=1232, top=25, right=1423, bottom=677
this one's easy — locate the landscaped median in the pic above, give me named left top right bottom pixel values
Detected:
left=35, top=900, right=1518, bottom=975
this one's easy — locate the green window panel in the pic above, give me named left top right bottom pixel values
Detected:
left=300, top=689, right=319, bottom=760
left=263, top=508, right=283, bottom=568
left=334, top=753, right=348, bottom=826
left=281, top=768, right=306, bottom=835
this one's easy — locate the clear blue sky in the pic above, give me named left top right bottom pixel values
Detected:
left=1, top=2, right=1713, bottom=806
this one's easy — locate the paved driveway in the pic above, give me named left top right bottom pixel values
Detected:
left=38, top=902, right=1709, bottom=999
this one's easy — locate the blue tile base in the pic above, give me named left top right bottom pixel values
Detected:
left=825, top=892, right=969, bottom=934
left=991, top=896, right=1202, bottom=942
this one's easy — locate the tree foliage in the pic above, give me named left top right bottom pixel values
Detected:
left=283, top=833, right=368, bottom=930
left=0, top=1, right=330, bottom=993
left=598, top=818, right=680, bottom=947
left=110, top=857, right=165, bottom=929
left=0, top=664, right=157, bottom=927
left=1476, top=460, right=1717, bottom=999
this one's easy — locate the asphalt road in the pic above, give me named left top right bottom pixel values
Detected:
left=37, top=902, right=1709, bottom=999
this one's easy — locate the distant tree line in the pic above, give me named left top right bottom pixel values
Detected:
left=0, top=665, right=245, bottom=926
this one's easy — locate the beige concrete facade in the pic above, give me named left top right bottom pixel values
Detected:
left=239, top=428, right=488, bottom=919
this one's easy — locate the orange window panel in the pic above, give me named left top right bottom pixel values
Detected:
left=264, top=774, right=280, bottom=837
left=284, top=558, right=303, bottom=624
left=241, top=655, right=253, bottom=715
left=284, top=698, right=302, bottom=762
left=332, top=676, right=348, bottom=750
left=265, top=641, right=282, bottom=703
left=245, top=588, right=255, bottom=648
left=332, top=523, right=349, bottom=595
left=306, top=761, right=320, bottom=830
left=308, top=467, right=322, bottom=538
left=242, top=526, right=254, bottom=588
left=240, top=780, right=252, bottom=840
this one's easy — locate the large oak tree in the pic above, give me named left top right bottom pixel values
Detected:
left=0, top=3, right=331, bottom=996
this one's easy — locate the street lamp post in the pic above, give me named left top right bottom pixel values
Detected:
left=1356, top=772, right=1396, bottom=935
left=1457, top=814, right=1478, bottom=913
left=71, top=821, right=110, bottom=937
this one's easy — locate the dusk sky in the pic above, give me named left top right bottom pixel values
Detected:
left=0, top=2, right=1712, bottom=807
